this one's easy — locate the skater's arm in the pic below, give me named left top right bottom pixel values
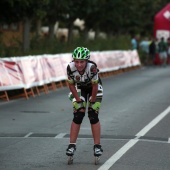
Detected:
left=69, top=84, right=81, bottom=102
left=90, top=83, right=98, bottom=102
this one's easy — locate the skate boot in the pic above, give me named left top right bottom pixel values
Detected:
left=93, top=144, right=103, bottom=165
left=66, top=144, right=76, bottom=164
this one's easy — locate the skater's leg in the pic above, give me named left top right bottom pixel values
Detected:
left=91, top=121, right=103, bottom=157
left=66, top=98, right=86, bottom=157
left=66, top=120, right=81, bottom=156
left=87, top=97, right=103, bottom=157
left=70, top=121, right=81, bottom=143
left=70, top=108, right=85, bottom=143
left=91, top=122, right=101, bottom=144
left=88, top=102, right=101, bottom=144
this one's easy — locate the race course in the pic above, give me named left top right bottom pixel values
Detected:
left=0, top=65, right=170, bottom=170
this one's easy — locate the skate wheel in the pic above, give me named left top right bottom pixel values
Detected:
left=94, top=156, right=100, bottom=165
left=67, top=156, right=73, bottom=165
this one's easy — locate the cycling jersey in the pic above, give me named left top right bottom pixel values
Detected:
left=67, top=60, right=102, bottom=89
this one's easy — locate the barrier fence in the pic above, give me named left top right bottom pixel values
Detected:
left=0, top=50, right=141, bottom=101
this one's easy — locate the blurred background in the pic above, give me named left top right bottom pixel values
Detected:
left=0, top=0, right=169, bottom=64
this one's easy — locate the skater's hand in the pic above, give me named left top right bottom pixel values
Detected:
left=76, top=100, right=83, bottom=103
left=73, top=100, right=85, bottom=111
left=89, top=101, right=95, bottom=108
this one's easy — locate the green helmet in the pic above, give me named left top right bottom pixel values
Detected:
left=72, top=47, right=90, bottom=60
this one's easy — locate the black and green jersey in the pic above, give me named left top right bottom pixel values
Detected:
left=67, top=61, right=102, bottom=89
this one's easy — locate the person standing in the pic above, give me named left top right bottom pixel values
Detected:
left=167, top=37, right=170, bottom=64
left=158, top=37, right=168, bottom=66
left=131, top=35, right=138, bottom=50
left=149, top=37, right=156, bottom=65
left=66, top=47, right=103, bottom=158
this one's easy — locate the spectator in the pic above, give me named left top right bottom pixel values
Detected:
left=131, top=35, right=138, bottom=50
left=158, top=37, right=168, bottom=66
left=140, top=37, right=150, bottom=54
left=167, top=37, right=170, bottom=64
left=149, top=37, right=156, bottom=65
left=139, top=37, right=150, bottom=65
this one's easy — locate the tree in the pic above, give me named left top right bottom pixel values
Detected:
left=0, top=0, right=49, bottom=52
left=63, top=0, right=86, bottom=44
left=78, top=0, right=100, bottom=40
left=43, top=0, right=68, bottom=41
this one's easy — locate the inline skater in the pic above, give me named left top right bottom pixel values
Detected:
left=66, top=47, right=103, bottom=164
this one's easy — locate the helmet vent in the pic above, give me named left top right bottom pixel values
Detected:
left=78, top=52, right=81, bottom=58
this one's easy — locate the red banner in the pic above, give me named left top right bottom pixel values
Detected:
left=0, top=60, right=24, bottom=91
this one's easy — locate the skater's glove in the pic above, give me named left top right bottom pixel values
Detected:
left=73, top=100, right=85, bottom=111
left=89, top=102, right=95, bottom=108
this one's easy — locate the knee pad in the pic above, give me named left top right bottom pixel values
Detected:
left=73, top=111, right=85, bottom=124
left=88, top=109, right=99, bottom=124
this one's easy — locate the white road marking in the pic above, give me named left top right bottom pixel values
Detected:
left=24, top=132, right=33, bottom=138
left=136, top=106, right=170, bottom=137
left=168, top=138, right=170, bottom=143
left=54, top=133, right=66, bottom=138
left=98, top=105, right=170, bottom=170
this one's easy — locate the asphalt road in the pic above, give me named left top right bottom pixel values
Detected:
left=0, top=65, right=170, bottom=170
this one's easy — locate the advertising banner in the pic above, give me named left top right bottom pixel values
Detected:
left=0, top=50, right=140, bottom=91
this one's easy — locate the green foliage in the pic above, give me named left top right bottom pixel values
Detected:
left=0, top=35, right=131, bottom=57
left=1, top=0, right=170, bottom=60
left=0, top=0, right=49, bottom=24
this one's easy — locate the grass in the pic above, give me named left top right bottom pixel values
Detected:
left=0, top=34, right=146, bottom=64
